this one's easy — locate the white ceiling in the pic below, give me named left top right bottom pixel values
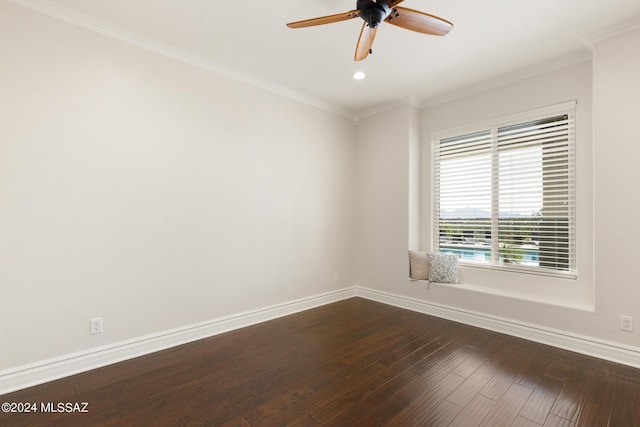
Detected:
left=23, top=0, right=640, bottom=115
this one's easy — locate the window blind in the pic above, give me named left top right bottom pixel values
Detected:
left=433, top=104, right=576, bottom=276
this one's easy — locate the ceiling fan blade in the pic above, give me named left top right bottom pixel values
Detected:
left=354, top=23, right=377, bottom=61
left=387, top=0, right=405, bottom=7
left=287, top=10, right=359, bottom=28
left=385, top=7, right=453, bottom=36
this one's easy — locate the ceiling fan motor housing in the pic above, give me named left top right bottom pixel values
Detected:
left=357, top=0, right=392, bottom=28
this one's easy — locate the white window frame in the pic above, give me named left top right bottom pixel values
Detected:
left=431, top=101, right=577, bottom=279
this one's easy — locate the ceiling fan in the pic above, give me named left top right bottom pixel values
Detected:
left=286, top=0, right=453, bottom=61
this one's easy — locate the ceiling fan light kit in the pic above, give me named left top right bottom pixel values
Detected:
left=286, top=0, right=453, bottom=61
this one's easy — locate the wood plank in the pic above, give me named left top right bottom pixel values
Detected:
left=479, top=372, right=513, bottom=401
left=447, top=363, right=495, bottom=407
left=575, top=368, right=615, bottom=427
left=479, top=382, right=533, bottom=427
left=550, top=378, right=584, bottom=422
left=448, top=394, right=496, bottom=427
left=607, top=375, right=640, bottom=427
left=385, top=372, right=466, bottom=426
left=519, top=374, right=565, bottom=424
left=512, top=416, right=543, bottom=427
left=544, top=413, right=576, bottom=427
left=243, top=386, right=316, bottom=426
left=418, top=399, right=464, bottom=426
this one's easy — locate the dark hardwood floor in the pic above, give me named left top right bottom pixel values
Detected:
left=2, top=297, right=640, bottom=426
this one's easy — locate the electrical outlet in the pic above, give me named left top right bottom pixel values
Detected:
left=90, top=317, right=103, bottom=335
left=621, top=315, right=633, bottom=332
left=333, top=273, right=340, bottom=285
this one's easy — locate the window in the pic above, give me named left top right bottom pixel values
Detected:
left=432, top=102, right=576, bottom=277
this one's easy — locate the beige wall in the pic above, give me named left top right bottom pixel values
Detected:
left=593, top=28, right=640, bottom=342
left=355, top=29, right=640, bottom=350
left=0, top=2, right=356, bottom=370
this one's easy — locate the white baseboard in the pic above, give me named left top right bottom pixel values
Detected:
left=4, top=285, right=640, bottom=395
left=0, top=287, right=357, bottom=395
left=355, top=286, right=640, bottom=369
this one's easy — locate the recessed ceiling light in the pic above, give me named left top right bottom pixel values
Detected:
left=352, top=71, right=366, bottom=80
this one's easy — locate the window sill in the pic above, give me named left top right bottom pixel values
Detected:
left=457, top=260, right=577, bottom=280
left=408, top=278, right=594, bottom=312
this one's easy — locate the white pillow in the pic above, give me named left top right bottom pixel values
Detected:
left=408, top=251, right=429, bottom=280
left=427, top=253, right=460, bottom=284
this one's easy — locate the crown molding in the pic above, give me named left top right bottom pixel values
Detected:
left=355, top=52, right=592, bottom=116
left=352, top=100, right=408, bottom=124
left=583, top=15, right=640, bottom=47
left=4, top=0, right=355, bottom=120
left=420, top=51, right=592, bottom=109
left=352, top=96, right=422, bottom=124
